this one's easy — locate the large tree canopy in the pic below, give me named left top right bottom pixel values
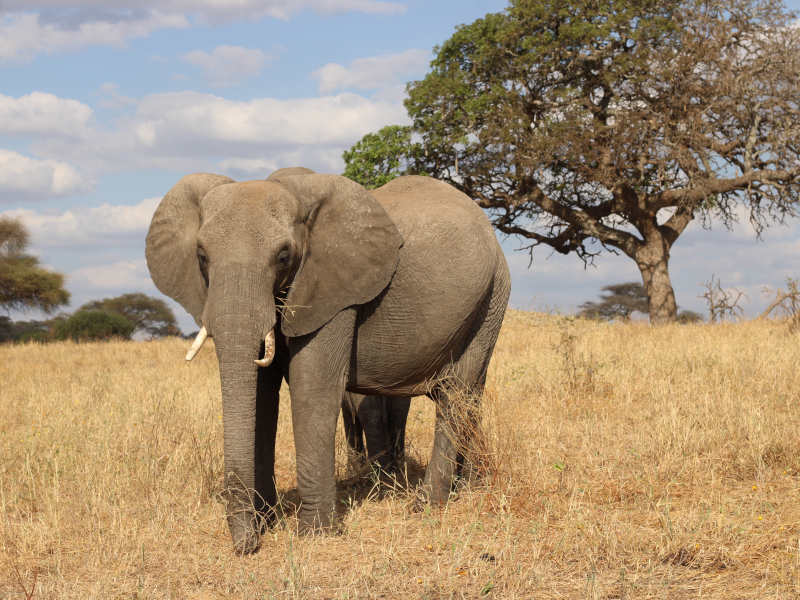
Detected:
left=346, top=0, right=800, bottom=323
left=0, top=216, right=69, bottom=314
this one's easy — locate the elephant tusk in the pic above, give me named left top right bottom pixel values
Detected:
left=254, top=329, right=276, bottom=368
left=185, top=326, right=208, bottom=361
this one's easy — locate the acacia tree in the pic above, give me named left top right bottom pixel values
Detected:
left=80, top=293, right=179, bottom=338
left=0, top=216, right=69, bottom=314
left=577, top=281, right=704, bottom=322
left=578, top=282, right=649, bottom=320
left=53, top=310, right=135, bottom=342
left=347, top=0, right=800, bottom=323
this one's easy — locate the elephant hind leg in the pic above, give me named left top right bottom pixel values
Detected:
left=423, top=266, right=510, bottom=502
left=387, top=396, right=411, bottom=469
left=343, top=394, right=411, bottom=476
left=342, top=392, right=366, bottom=469
left=423, top=379, right=482, bottom=503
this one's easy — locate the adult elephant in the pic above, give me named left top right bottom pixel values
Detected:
left=342, top=392, right=411, bottom=472
left=145, top=168, right=510, bottom=554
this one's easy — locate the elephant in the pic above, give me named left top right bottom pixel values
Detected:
left=341, top=392, right=411, bottom=473
left=145, top=167, right=510, bottom=553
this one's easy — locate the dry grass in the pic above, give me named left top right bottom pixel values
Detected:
left=2, top=310, right=800, bottom=598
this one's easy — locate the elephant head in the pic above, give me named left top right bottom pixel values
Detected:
left=145, top=169, right=402, bottom=551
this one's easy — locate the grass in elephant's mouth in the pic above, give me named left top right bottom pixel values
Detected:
left=2, top=311, right=800, bottom=598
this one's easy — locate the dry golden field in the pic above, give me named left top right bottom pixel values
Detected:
left=2, top=310, right=800, bottom=599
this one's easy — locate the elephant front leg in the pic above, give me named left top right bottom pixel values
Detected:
left=254, top=360, right=283, bottom=526
left=288, top=309, right=356, bottom=533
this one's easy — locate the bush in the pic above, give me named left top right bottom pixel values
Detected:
left=53, top=310, right=135, bottom=342
left=79, top=293, right=179, bottom=338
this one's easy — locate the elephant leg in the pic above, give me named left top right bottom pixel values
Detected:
left=342, top=392, right=366, bottom=457
left=358, top=395, right=392, bottom=470
left=387, top=396, right=411, bottom=470
left=423, top=391, right=461, bottom=504
left=254, top=358, right=282, bottom=527
left=288, top=309, right=355, bottom=533
left=437, top=273, right=511, bottom=492
left=341, top=392, right=366, bottom=467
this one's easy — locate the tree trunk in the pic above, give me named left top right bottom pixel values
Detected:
left=633, top=232, right=678, bottom=325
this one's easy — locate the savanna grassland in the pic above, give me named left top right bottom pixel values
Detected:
left=2, top=310, right=800, bottom=599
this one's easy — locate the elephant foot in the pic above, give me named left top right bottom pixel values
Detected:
left=227, top=509, right=261, bottom=555
left=422, top=469, right=453, bottom=505
left=297, top=504, right=336, bottom=535
left=223, top=486, right=270, bottom=555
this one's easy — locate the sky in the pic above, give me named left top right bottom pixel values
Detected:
left=1, top=0, right=800, bottom=332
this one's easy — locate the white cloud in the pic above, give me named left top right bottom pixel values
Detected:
left=313, top=48, right=429, bottom=93
left=1, top=196, right=159, bottom=245
left=0, top=92, right=93, bottom=137
left=4, top=1, right=406, bottom=20
left=0, top=84, right=407, bottom=177
left=132, top=91, right=408, bottom=146
left=70, top=259, right=153, bottom=291
left=218, top=158, right=281, bottom=179
left=0, top=11, right=189, bottom=62
left=96, top=82, right=136, bottom=110
left=0, top=150, right=90, bottom=199
left=0, top=2, right=406, bottom=61
left=182, top=45, right=271, bottom=87
left=216, top=149, right=350, bottom=179
left=32, top=90, right=409, bottom=175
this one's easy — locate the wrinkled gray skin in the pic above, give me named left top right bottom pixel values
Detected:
left=341, top=393, right=410, bottom=472
left=146, top=168, right=510, bottom=554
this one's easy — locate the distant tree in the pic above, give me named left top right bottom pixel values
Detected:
left=699, top=275, right=745, bottom=322
left=79, top=293, right=179, bottom=338
left=759, top=277, right=800, bottom=320
left=348, top=0, right=800, bottom=323
left=580, top=281, right=704, bottom=323
left=0, top=316, right=11, bottom=342
left=53, top=310, right=135, bottom=342
left=0, top=216, right=69, bottom=313
left=0, top=217, right=28, bottom=255
left=14, top=318, right=58, bottom=342
left=579, top=282, right=649, bottom=320
left=676, top=310, right=704, bottom=324
left=0, top=314, right=68, bottom=343
left=342, top=125, right=425, bottom=189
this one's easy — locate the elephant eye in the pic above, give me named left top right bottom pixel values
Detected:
left=277, top=247, right=291, bottom=267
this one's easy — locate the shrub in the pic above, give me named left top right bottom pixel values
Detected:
left=53, top=310, right=135, bottom=342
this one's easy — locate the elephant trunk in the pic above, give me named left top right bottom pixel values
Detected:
left=207, top=266, right=276, bottom=554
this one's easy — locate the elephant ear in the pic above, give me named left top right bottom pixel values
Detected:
left=278, top=174, right=403, bottom=338
left=145, top=173, right=234, bottom=325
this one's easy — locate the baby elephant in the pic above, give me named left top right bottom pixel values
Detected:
left=341, top=393, right=411, bottom=473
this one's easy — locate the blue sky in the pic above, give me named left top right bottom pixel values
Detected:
left=2, top=0, right=800, bottom=331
